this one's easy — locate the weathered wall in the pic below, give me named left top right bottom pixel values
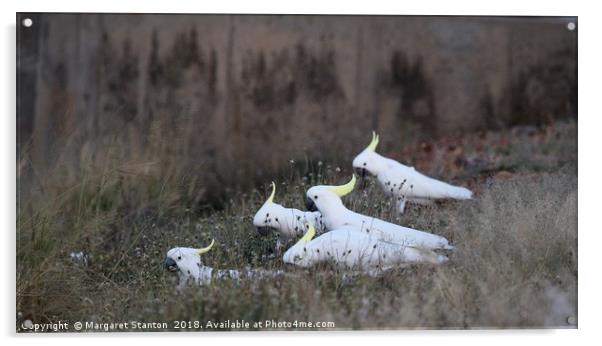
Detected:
left=17, top=14, right=577, bottom=198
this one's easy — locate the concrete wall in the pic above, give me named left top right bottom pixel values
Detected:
left=17, top=14, right=577, bottom=194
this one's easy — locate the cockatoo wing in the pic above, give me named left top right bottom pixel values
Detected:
left=349, top=213, right=454, bottom=250
left=309, top=227, right=447, bottom=269
left=381, top=162, right=472, bottom=200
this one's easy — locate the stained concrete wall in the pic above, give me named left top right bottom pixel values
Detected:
left=17, top=14, right=577, bottom=195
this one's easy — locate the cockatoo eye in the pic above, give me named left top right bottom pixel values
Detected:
left=363, top=162, right=367, bottom=166
left=177, top=256, right=182, bottom=260
left=314, top=195, right=318, bottom=199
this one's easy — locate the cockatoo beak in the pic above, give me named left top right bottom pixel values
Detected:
left=256, top=226, right=274, bottom=236
left=305, top=197, right=318, bottom=212
left=353, top=167, right=370, bottom=190
left=165, top=257, right=178, bottom=272
left=354, top=166, right=367, bottom=178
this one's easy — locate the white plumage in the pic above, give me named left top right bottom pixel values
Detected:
left=352, top=132, right=472, bottom=213
left=283, top=224, right=448, bottom=273
left=305, top=176, right=454, bottom=251
left=253, top=182, right=326, bottom=249
left=165, top=241, right=280, bottom=289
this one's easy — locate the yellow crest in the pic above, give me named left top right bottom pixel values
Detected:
left=196, top=239, right=215, bottom=255
left=299, top=223, right=316, bottom=242
left=266, top=182, right=276, bottom=205
left=365, top=131, right=380, bottom=152
left=328, top=175, right=356, bottom=197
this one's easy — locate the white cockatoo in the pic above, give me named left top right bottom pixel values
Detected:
left=165, top=240, right=280, bottom=290
left=305, top=175, right=454, bottom=251
left=352, top=132, right=472, bottom=213
left=253, top=182, right=326, bottom=249
left=283, top=223, right=448, bottom=273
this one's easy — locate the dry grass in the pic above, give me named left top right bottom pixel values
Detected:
left=16, top=121, right=577, bottom=331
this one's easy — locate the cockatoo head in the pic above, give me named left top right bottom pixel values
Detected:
left=253, top=182, right=287, bottom=236
left=305, top=175, right=356, bottom=214
left=282, top=223, right=316, bottom=267
left=352, top=131, right=382, bottom=178
left=165, top=240, right=215, bottom=278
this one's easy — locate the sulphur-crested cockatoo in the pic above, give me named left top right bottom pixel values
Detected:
left=165, top=240, right=280, bottom=289
left=253, top=182, right=325, bottom=248
left=283, top=223, right=448, bottom=273
left=352, top=132, right=472, bottom=213
left=305, top=175, right=454, bottom=250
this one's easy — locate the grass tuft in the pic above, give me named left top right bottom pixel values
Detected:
left=17, top=121, right=577, bottom=330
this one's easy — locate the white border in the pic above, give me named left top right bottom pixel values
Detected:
left=1, top=0, right=585, bottom=15
left=2, top=0, right=599, bottom=345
